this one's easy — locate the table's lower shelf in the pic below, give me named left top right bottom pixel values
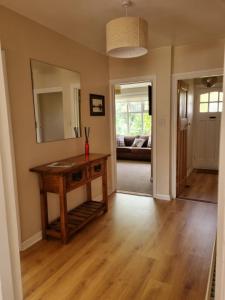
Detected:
left=46, top=201, right=106, bottom=240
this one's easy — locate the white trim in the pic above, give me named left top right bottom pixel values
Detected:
left=0, top=47, right=23, bottom=299
left=109, top=75, right=157, bottom=198
left=34, top=87, right=63, bottom=94
left=70, top=84, right=80, bottom=137
left=92, top=194, right=103, bottom=202
left=171, top=68, right=224, bottom=199
left=21, top=231, right=42, bottom=251
left=216, top=47, right=225, bottom=300
left=116, top=190, right=152, bottom=197
left=155, top=194, right=171, bottom=201
left=92, top=188, right=114, bottom=202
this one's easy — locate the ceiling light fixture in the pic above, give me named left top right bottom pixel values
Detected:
left=106, top=0, right=148, bottom=59
left=201, top=77, right=218, bottom=88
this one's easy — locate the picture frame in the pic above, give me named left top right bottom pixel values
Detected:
left=90, top=94, right=105, bottom=116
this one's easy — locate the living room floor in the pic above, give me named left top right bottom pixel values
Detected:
left=21, top=193, right=217, bottom=300
left=117, top=160, right=152, bottom=195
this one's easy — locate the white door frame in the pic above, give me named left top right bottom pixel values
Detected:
left=109, top=75, right=157, bottom=198
left=33, top=87, right=63, bottom=142
left=216, top=48, right=225, bottom=300
left=171, top=68, right=224, bottom=199
left=0, top=48, right=23, bottom=299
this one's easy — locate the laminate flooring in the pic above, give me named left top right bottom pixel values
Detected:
left=178, top=170, right=218, bottom=204
left=21, top=193, right=217, bottom=300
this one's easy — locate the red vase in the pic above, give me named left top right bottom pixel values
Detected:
left=85, top=142, right=89, bottom=159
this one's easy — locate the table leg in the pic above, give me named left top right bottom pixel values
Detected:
left=102, top=160, right=108, bottom=212
left=39, top=175, right=48, bottom=239
left=59, top=176, right=68, bottom=244
left=86, top=182, right=92, bottom=201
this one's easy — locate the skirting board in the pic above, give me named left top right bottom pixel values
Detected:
left=21, top=189, right=114, bottom=251
left=154, top=194, right=171, bottom=201
left=21, top=231, right=42, bottom=251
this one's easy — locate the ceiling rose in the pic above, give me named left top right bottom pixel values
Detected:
left=106, top=0, right=148, bottom=59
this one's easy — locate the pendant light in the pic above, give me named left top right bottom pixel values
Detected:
left=106, top=0, right=148, bottom=59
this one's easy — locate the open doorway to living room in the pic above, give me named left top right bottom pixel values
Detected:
left=115, top=82, right=152, bottom=196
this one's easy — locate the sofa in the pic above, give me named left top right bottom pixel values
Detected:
left=116, top=135, right=151, bottom=162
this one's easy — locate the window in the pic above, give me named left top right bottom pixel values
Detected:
left=200, top=91, right=223, bottom=113
left=116, top=100, right=151, bottom=135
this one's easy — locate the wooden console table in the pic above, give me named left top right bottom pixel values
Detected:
left=30, top=153, right=110, bottom=244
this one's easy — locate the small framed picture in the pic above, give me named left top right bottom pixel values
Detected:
left=90, top=94, right=105, bottom=116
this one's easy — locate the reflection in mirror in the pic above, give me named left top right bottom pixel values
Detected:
left=30, top=60, right=81, bottom=143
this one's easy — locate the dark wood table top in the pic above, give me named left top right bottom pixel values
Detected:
left=30, top=153, right=110, bottom=175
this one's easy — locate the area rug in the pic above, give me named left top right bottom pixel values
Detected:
left=117, top=160, right=152, bottom=195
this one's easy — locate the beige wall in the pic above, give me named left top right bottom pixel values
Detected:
left=173, top=40, right=224, bottom=73
left=110, top=41, right=224, bottom=197
left=0, top=6, right=111, bottom=242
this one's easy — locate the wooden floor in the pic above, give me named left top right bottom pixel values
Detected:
left=178, top=170, right=218, bottom=203
left=21, top=193, right=217, bottom=300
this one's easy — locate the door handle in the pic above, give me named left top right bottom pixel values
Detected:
left=209, top=116, right=216, bottom=119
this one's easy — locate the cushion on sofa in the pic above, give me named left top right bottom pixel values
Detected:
left=116, top=136, right=125, bottom=147
left=124, top=136, right=136, bottom=146
left=131, top=138, right=146, bottom=148
left=139, top=135, right=150, bottom=147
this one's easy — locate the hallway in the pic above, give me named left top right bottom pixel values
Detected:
left=178, top=170, right=218, bottom=204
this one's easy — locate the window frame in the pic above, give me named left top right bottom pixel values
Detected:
left=199, top=87, right=223, bottom=113
left=116, top=98, right=151, bottom=136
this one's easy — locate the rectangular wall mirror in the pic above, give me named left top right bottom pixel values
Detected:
left=30, top=59, right=81, bottom=143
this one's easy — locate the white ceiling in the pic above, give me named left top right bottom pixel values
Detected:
left=1, top=0, right=225, bottom=54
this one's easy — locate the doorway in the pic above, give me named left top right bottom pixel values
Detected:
left=114, top=81, right=153, bottom=196
left=176, top=75, right=223, bottom=203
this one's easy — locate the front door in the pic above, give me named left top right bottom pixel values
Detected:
left=193, top=88, right=223, bottom=170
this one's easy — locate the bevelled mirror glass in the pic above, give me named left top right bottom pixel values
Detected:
left=30, top=60, right=81, bottom=143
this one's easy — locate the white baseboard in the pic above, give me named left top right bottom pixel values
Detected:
left=154, top=194, right=171, bottom=201
left=92, top=194, right=102, bottom=201
left=20, top=231, right=42, bottom=251
left=93, top=189, right=114, bottom=202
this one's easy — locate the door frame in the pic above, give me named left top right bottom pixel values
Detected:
left=171, top=68, right=224, bottom=199
left=0, top=48, right=23, bottom=299
left=109, top=75, right=157, bottom=198
left=33, top=87, right=63, bottom=142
